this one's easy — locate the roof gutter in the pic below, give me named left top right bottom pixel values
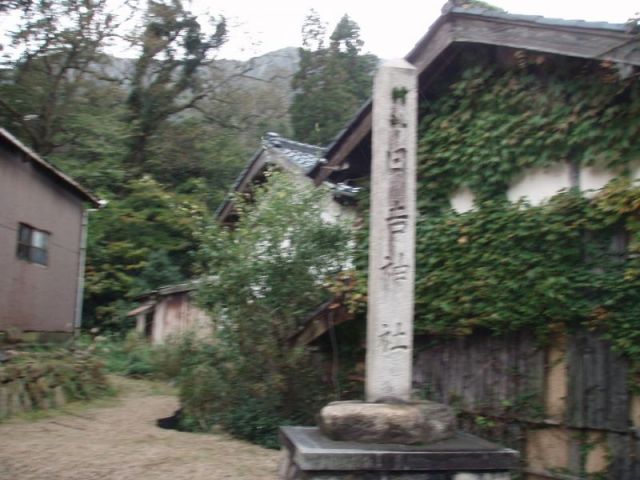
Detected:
left=73, top=208, right=90, bottom=334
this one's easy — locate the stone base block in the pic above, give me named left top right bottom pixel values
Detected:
left=318, top=400, right=456, bottom=445
left=279, top=427, right=519, bottom=480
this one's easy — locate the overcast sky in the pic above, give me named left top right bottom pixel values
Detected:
left=199, top=0, right=639, bottom=60
left=1, top=1, right=637, bottom=61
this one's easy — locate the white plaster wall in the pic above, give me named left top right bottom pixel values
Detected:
left=507, top=163, right=572, bottom=205
left=580, top=166, right=617, bottom=198
left=320, top=194, right=356, bottom=224
left=414, top=159, right=640, bottom=217
left=449, top=187, right=475, bottom=213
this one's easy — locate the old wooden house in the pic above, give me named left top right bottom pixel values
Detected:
left=210, top=132, right=361, bottom=391
left=311, top=3, right=640, bottom=479
left=217, top=132, right=358, bottom=225
left=0, top=128, right=100, bottom=341
left=127, top=282, right=211, bottom=345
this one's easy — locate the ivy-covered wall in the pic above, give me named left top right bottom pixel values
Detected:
left=417, top=55, right=640, bottom=211
left=413, top=54, right=640, bottom=374
left=346, top=51, right=640, bottom=479
left=408, top=54, right=640, bottom=479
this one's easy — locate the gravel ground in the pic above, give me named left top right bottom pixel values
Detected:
left=0, top=377, right=280, bottom=480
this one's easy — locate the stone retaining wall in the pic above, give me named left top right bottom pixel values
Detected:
left=0, top=350, right=111, bottom=419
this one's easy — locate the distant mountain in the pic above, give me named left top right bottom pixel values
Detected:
left=217, top=47, right=300, bottom=85
left=101, top=47, right=300, bottom=148
left=209, top=47, right=300, bottom=146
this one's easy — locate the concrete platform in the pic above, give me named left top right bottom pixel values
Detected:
left=279, top=427, right=519, bottom=479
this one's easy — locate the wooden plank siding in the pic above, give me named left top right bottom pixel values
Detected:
left=607, top=433, right=640, bottom=480
left=566, top=330, right=630, bottom=431
left=414, top=331, right=545, bottom=418
left=413, top=330, right=638, bottom=478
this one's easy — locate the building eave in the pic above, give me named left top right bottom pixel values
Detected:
left=311, top=5, right=640, bottom=185
left=0, top=128, right=101, bottom=207
left=215, top=133, right=324, bottom=224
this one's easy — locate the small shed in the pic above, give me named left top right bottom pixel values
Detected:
left=127, top=282, right=212, bottom=345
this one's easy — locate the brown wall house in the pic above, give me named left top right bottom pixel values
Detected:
left=0, top=129, right=100, bottom=340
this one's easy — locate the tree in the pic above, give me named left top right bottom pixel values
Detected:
left=84, top=176, right=205, bottom=330
left=199, top=170, right=352, bottom=319
left=133, top=250, right=185, bottom=293
left=290, top=12, right=377, bottom=145
left=329, top=15, right=377, bottom=106
left=48, top=83, right=133, bottom=195
left=145, top=118, right=248, bottom=209
left=125, top=0, right=227, bottom=170
left=0, top=0, right=124, bottom=155
left=0, top=1, right=34, bottom=13
left=187, top=171, right=353, bottom=446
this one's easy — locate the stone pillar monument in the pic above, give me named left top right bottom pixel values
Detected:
left=278, top=59, right=519, bottom=480
left=366, top=59, right=417, bottom=403
left=315, top=60, right=455, bottom=447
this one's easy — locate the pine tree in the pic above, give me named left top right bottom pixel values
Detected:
left=290, top=13, right=377, bottom=146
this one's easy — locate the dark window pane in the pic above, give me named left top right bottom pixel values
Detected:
left=16, top=243, right=30, bottom=260
left=18, top=224, right=31, bottom=244
left=16, top=223, right=49, bottom=266
left=31, top=247, right=47, bottom=266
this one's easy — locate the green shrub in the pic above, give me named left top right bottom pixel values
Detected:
left=0, top=346, right=113, bottom=420
left=176, top=339, right=328, bottom=448
left=86, top=331, right=155, bottom=378
left=150, top=331, right=213, bottom=380
left=82, top=329, right=218, bottom=382
left=183, top=171, right=352, bottom=447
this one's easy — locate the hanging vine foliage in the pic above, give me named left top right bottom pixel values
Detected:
left=347, top=55, right=640, bottom=377
left=417, top=56, right=640, bottom=212
left=414, top=184, right=640, bottom=343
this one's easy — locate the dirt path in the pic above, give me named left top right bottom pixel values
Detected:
left=0, top=377, right=280, bottom=480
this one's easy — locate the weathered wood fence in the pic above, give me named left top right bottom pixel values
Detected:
left=413, top=330, right=639, bottom=479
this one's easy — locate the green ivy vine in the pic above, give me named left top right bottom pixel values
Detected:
left=347, top=56, right=640, bottom=377
left=414, top=182, right=640, bottom=346
left=417, top=57, right=640, bottom=213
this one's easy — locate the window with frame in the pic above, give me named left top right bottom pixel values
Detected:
left=16, top=223, right=49, bottom=266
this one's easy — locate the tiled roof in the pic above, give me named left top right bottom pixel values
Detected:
left=216, top=132, right=324, bottom=221
left=216, top=132, right=362, bottom=222
left=263, top=132, right=324, bottom=174
left=443, top=3, right=633, bottom=33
